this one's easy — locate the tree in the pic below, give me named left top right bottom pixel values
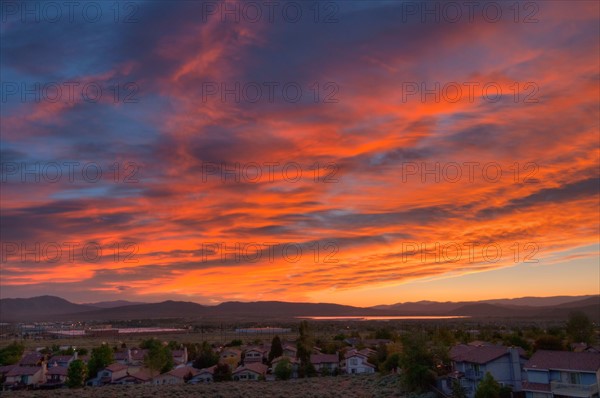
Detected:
left=566, top=311, right=594, bottom=344
left=193, top=341, right=219, bottom=369
left=144, top=344, right=174, bottom=376
left=503, top=333, right=531, bottom=351
left=88, top=344, right=114, bottom=378
left=399, top=332, right=436, bottom=392
left=451, top=379, right=467, bottom=398
left=383, top=352, right=400, bottom=373
left=66, top=360, right=87, bottom=388
left=534, top=335, right=564, bottom=351
left=268, top=335, right=283, bottom=364
left=0, top=342, right=25, bottom=365
left=296, top=321, right=316, bottom=377
left=474, top=372, right=501, bottom=398
left=213, top=363, right=232, bottom=382
left=274, top=358, right=292, bottom=380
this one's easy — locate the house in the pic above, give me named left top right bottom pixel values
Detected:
left=310, top=354, right=339, bottom=374
left=4, top=365, right=46, bottom=388
left=233, top=362, right=268, bottom=381
left=45, top=365, right=68, bottom=387
left=188, top=365, right=216, bottom=383
left=18, top=352, right=44, bottom=367
left=114, top=350, right=131, bottom=365
left=153, top=366, right=199, bottom=385
left=522, top=350, right=600, bottom=398
left=113, top=368, right=153, bottom=385
left=364, top=339, right=392, bottom=348
left=219, top=348, right=242, bottom=367
left=88, top=363, right=129, bottom=386
left=172, top=347, right=188, bottom=365
left=48, top=353, right=77, bottom=368
left=343, top=349, right=375, bottom=374
left=282, top=344, right=297, bottom=358
left=0, top=365, right=16, bottom=383
left=244, top=346, right=267, bottom=363
left=129, top=349, right=148, bottom=366
left=444, top=344, right=526, bottom=398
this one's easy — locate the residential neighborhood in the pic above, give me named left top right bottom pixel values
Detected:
left=1, top=336, right=599, bottom=398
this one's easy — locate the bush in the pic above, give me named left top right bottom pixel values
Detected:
left=0, top=342, right=25, bottom=365
left=66, top=360, right=87, bottom=388
left=274, top=359, right=292, bottom=380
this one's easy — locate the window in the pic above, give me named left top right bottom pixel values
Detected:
left=569, top=372, right=581, bottom=385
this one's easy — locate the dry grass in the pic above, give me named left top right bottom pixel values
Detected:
left=2, top=375, right=406, bottom=398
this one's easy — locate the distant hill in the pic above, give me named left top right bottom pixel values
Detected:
left=83, top=300, right=148, bottom=309
left=0, top=296, right=96, bottom=322
left=210, top=301, right=387, bottom=317
left=483, top=295, right=595, bottom=307
left=52, top=300, right=208, bottom=321
left=0, top=295, right=597, bottom=322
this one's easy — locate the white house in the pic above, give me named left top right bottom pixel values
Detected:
left=343, top=349, right=375, bottom=374
left=188, top=365, right=216, bottom=383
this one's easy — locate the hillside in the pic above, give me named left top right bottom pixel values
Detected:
left=1, top=295, right=597, bottom=322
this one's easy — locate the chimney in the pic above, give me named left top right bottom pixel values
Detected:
left=508, top=347, right=522, bottom=390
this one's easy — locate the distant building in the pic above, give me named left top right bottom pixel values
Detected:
left=522, top=350, right=600, bottom=398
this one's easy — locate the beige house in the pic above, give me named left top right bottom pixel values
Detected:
left=153, top=366, right=199, bottom=385
left=233, top=362, right=268, bottom=381
left=244, top=347, right=267, bottom=363
left=4, top=365, right=46, bottom=387
left=219, top=348, right=241, bottom=367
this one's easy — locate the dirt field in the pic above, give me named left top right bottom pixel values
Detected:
left=1, top=375, right=406, bottom=398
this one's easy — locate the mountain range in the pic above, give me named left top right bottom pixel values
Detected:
left=0, top=295, right=597, bottom=322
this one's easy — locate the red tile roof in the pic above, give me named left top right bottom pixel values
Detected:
left=49, top=355, right=73, bottom=363
left=0, top=365, right=16, bottom=374
left=310, top=354, right=339, bottom=364
left=233, top=362, right=268, bottom=375
left=197, top=365, right=217, bottom=375
left=167, top=366, right=199, bottom=379
left=525, top=350, right=600, bottom=372
left=105, top=363, right=128, bottom=372
left=18, top=352, right=43, bottom=366
left=47, top=366, right=68, bottom=376
left=7, top=366, right=43, bottom=376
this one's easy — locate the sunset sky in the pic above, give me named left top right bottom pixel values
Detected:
left=1, top=0, right=598, bottom=307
